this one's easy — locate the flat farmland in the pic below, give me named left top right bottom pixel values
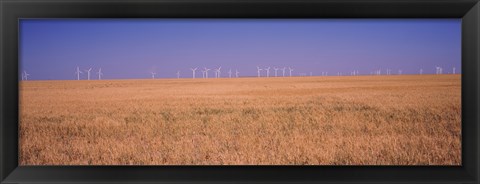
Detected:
left=19, top=75, right=461, bottom=165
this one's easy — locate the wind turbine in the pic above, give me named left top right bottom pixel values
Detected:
left=97, top=68, right=103, bottom=80
left=235, top=69, right=239, bottom=78
left=151, top=72, right=156, bottom=79
left=85, top=68, right=92, bottom=80
left=75, top=66, right=82, bottom=80
left=265, top=67, right=270, bottom=77
left=453, top=67, right=456, bottom=74
left=257, top=66, right=263, bottom=77
left=190, top=68, right=197, bottom=79
left=281, top=67, right=286, bottom=77
left=420, top=68, right=423, bottom=75
left=288, top=67, right=294, bottom=77
left=176, top=71, right=180, bottom=79
left=273, top=67, right=279, bottom=77
left=228, top=69, right=232, bottom=78
left=214, top=66, right=222, bottom=78
left=436, top=66, right=443, bottom=74
left=23, top=71, right=30, bottom=81
left=204, top=68, right=210, bottom=78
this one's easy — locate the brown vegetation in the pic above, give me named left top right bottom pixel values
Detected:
left=19, top=75, right=461, bottom=165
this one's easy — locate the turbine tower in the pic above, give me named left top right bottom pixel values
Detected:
left=282, top=67, right=286, bottom=77
left=23, top=71, right=30, bottom=81
left=228, top=69, right=232, bottom=78
left=265, top=67, right=270, bottom=77
left=204, top=68, right=211, bottom=78
left=436, top=66, right=443, bottom=75
left=235, top=69, right=239, bottom=78
left=420, top=68, right=423, bottom=75
left=273, top=67, right=279, bottom=77
left=75, top=66, right=82, bottom=80
left=97, top=68, right=103, bottom=80
left=453, top=67, right=456, bottom=74
left=214, top=66, right=222, bottom=78
left=190, top=68, right=197, bottom=79
left=151, top=72, right=156, bottom=79
left=288, top=67, right=294, bottom=77
left=256, top=66, right=263, bottom=77
left=176, top=71, right=180, bottom=79
left=85, top=68, right=92, bottom=80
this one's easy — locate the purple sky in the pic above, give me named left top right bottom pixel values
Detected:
left=20, top=19, right=461, bottom=80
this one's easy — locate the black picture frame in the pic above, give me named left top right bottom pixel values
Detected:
left=1, top=0, right=479, bottom=183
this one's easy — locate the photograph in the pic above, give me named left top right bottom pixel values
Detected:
left=18, top=19, right=461, bottom=165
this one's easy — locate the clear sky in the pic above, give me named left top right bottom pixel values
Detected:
left=20, top=19, right=461, bottom=80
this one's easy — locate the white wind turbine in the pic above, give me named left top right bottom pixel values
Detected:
left=23, top=71, right=30, bottom=81
left=151, top=72, right=156, bottom=79
left=204, top=68, right=210, bottom=78
left=85, top=68, right=92, bottom=80
left=97, top=68, right=103, bottom=80
left=75, top=66, right=82, bottom=80
left=436, top=66, right=443, bottom=74
left=228, top=69, right=232, bottom=78
left=190, top=68, right=198, bottom=79
left=273, top=67, right=279, bottom=77
left=235, top=69, right=239, bottom=78
left=176, top=71, right=180, bottom=79
left=288, top=67, right=294, bottom=77
left=281, top=67, right=286, bottom=77
left=256, top=66, right=263, bottom=77
left=420, top=68, right=423, bottom=75
left=453, top=67, right=456, bottom=74
left=214, top=66, right=222, bottom=78
left=265, top=67, right=270, bottom=77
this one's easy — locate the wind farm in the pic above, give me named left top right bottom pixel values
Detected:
left=19, top=19, right=461, bottom=166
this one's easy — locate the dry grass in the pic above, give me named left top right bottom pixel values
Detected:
left=19, top=75, right=461, bottom=165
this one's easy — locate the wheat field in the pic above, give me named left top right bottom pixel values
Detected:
left=19, top=75, right=461, bottom=165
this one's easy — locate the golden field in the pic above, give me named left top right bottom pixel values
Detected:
left=19, top=75, right=461, bottom=165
